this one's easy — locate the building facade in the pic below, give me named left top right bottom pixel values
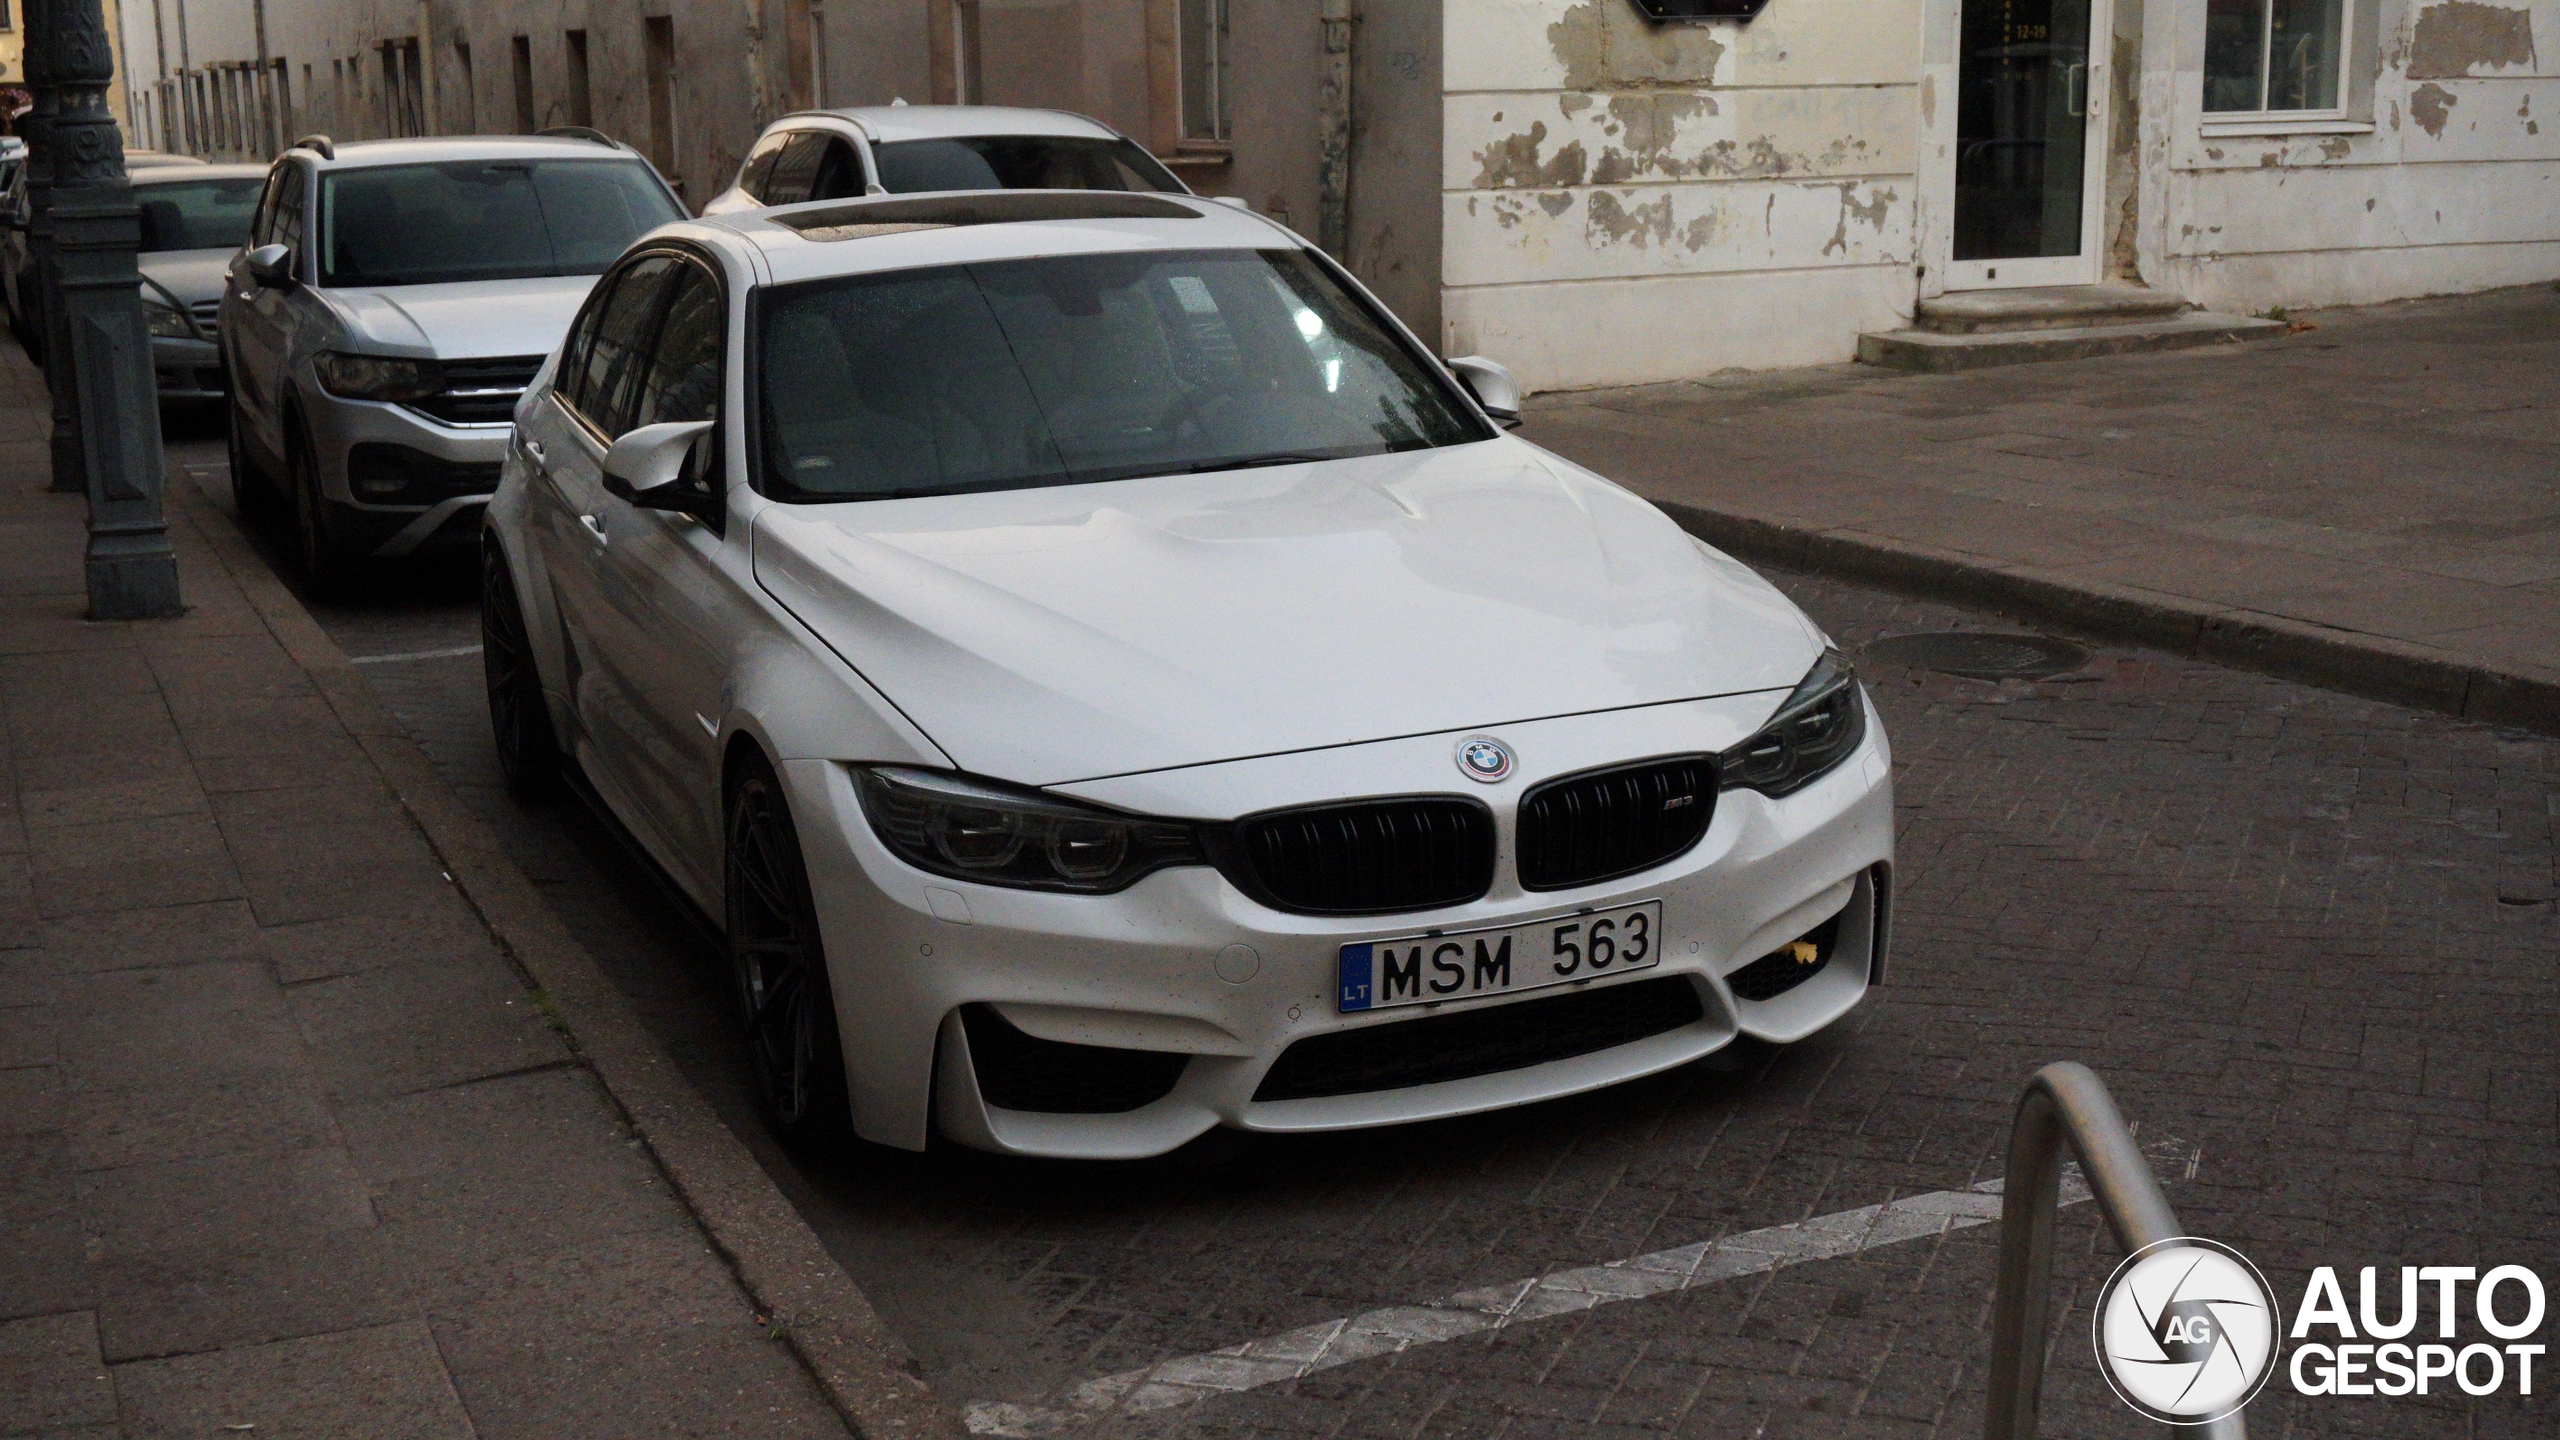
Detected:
left=124, top=0, right=2560, bottom=392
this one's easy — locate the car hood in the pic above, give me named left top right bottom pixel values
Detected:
left=751, top=439, right=1825, bottom=787
left=318, top=274, right=599, bottom=359
left=138, top=248, right=233, bottom=307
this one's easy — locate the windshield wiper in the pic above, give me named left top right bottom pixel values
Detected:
left=1185, top=452, right=1332, bottom=474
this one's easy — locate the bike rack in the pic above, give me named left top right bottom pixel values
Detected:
left=1984, top=1062, right=2245, bottom=1440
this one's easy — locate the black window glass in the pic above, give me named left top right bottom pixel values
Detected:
left=809, top=138, right=867, bottom=201
left=249, top=165, right=288, bottom=246
left=739, top=132, right=790, bottom=200
left=318, top=158, right=683, bottom=287
left=270, top=171, right=306, bottom=253
left=554, top=274, right=617, bottom=416
left=756, top=247, right=1486, bottom=503
left=569, top=255, right=677, bottom=435
left=632, top=262, right=723, bottom=429
left=763, top=132, right=830, bottom=206
left=872, top=136, right=1182, bottom=195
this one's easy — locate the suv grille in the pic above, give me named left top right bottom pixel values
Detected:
left=1220, top=797, right=1495, bottom=915
left=1517, top=757, right=1715, bottom=891
left=405, top=355, right=544, bottom=426
left=960, top=1005, right=1188, bottom=1114
left=1254, top=976, right=1706, bottom=1102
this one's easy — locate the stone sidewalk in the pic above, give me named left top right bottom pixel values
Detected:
left=0, top=354, right=946, bottom=1432
left=1524, top=282, right=2560, bottom=731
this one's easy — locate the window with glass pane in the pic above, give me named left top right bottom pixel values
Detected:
left=1181, top=0, right=1230, bottom=143
left=2206, top=0, right=2345, bottom=113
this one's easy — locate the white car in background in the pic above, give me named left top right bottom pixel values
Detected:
left=698, top=104, right=1186, bottom=216
left=219, top=133, right=685, bottom=589
left=480, top=189, right=1893, bottom=1161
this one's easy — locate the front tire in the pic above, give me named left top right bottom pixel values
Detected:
left=225, top=387, right=283, bottom=523
left=286, top=418, right=356, bottom=597
left=480, top=545, right=563, bottom=802
left=725, top=756, right=853, bottom=1153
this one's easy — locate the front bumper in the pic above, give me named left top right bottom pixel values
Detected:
left=789, top=692, right=1896, bottom=1160
left=152, top=335, right=224, bottom=401
left=301, top=387, right=508, bottom=558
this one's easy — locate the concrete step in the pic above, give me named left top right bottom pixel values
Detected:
left=1857, top=311, right=2288, bottom=373
left=1915, top=282, right=2190, bottom=335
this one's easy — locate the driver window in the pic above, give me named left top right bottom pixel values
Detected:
left=762, top=132, right=830, bottom=206
left=809, top=138, right=866, bottom=201
left=567, top=254, right=678, bottom=437
left=739, top=130, right=791, bottom=201
left=631, top=261, right=723, bottom=430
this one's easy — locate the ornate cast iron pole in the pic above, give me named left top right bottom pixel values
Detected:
left=22, top=0, right=86, bottom=496
left=27, top=0, right=184, bottom=619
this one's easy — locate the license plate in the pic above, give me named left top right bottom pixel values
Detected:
left=1336, top=901, right=1664, bottom=1013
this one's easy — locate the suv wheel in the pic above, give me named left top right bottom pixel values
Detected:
left=225, top=388, right=282, bottom=523
left=726, top=755, right=853, bottom=1153
left=286, top=419, right=356, bottom=597
left=480, top=545, right=563, bottom=801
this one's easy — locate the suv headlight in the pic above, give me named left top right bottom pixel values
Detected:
left=141, top=296, right=191, bottom=339
left=854, top=767, right=1208, bottom=894
left=1719, top=648, right=1866, bottom=798
left=313, top=350, right=446, bottom=402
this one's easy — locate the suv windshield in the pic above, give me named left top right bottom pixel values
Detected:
left=319, top=159, right=683, bottom=288
left=135, top=176, right=264, bottom=252
left=872, top=136, right=1181, bottom=195
left=757, top=247, right=1489, bottom=502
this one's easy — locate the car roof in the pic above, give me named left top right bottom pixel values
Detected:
left=295, top=135, right=655, bottom=170
left=687, top=189, right=1293, bottom=287
left=130, top=162, right=270, bottom=184
left=126, top=151, right=209, bottom=169
left=785, top=105, right=1121, bottom=145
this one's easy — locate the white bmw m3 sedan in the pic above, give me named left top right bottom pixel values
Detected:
left=481, top=189, right=1894, bottom=1160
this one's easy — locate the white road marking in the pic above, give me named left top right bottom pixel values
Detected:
left=964, top=1172, right=2095, bottom=1436
left=350, top=644, right=484, bottom=666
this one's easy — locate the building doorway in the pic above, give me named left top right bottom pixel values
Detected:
left=1944, top=0, right=2111, bottom=289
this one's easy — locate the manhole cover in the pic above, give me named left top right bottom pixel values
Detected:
left=1862, top=631, right=2089, bottom=680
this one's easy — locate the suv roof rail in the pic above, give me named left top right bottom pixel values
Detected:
left=537, top=126, right=625, bottom=150
left=291, top=133, right=335, bottom=160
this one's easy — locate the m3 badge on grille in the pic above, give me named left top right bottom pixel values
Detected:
left=1456, top=736, right=1514, bottom=783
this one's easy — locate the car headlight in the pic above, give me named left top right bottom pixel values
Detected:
left=141, top=297, right=191, bottom=339
left=1719, top=648, right=1867, bottom=798
left=853, top=767, right=1208, bottom=894
left=313, top=350, right=446, bottom=402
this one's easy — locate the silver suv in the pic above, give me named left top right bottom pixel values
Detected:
left=220, top=132, right=684, bottom=588
left=697, top=104, right=1185, bottom=216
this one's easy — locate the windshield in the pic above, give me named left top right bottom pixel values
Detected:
left=319, top=159, right=683, bottom=288
left=872, top=136, right=1182, bottom=195
left=134, top=177, right=265, bottom=252
left=757, top=248, right=1489, bottom=503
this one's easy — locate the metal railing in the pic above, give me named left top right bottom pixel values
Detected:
left=1984, top=1062, right=2245, bottom=1440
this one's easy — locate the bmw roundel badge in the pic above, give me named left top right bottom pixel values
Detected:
left=1456, top=737, right=1515, bottom=783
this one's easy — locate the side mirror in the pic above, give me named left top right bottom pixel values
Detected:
left=245, top=243, right=295, bottom=289
left=1447, top=355, right=1523, bottom=429
left=601, top=419, right=717, bottom=509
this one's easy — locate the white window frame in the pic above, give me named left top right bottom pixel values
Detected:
left=2197, top=0, right=2381, bottom=138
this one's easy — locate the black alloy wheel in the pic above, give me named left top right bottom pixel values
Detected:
left=480, top=546, right=563, bottom=802
left=287, top=421, right=355, bottom=597
left=725, top=758, right=853, bottom=1152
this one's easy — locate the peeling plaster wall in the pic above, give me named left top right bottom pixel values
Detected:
left=2152, top=0, right=2560, bottom=311
left=1442, top=0, right=1921, bottom=390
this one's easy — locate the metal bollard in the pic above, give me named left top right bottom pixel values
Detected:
left=1983, top=1062, right=2245, bottom=1440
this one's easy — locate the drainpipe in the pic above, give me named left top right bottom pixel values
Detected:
left=415, top=0, right=436, bottom=136
left=1316, top=0, right=1352, bottom=260
left=742, top=0, right=774, bottom=129
left=250, top=0, right=270, bottom=153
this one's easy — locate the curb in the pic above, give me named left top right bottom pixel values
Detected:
left=1656, top=501, right=2560, bottom=737
left=173, top=485, right=971, bottom=1440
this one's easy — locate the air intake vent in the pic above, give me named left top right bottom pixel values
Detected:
left=1254, top=976, right=1706, bottom=1102
left=1516, top=756, right=1714, bottom=892
left=1218, top=797, right=1495, bottom=916
left=1724, top=914, right=1842, bottom=1002
left=960, top=1005, right=1188, bottom=1114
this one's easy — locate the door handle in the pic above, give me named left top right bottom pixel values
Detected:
left=579, top=513, right=608, bottom=546
left=522, top=437, right=547, bottom=467
left=2066, top=62, right=2089, bottom=117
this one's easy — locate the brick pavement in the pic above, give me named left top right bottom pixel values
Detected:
left=0, top=349, right=866, bottom=1430
left=1520, top=284, right=2560, bottom=729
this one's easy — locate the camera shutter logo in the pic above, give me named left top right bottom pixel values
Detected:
left=2094, top=1237, right=2282, bottom=1425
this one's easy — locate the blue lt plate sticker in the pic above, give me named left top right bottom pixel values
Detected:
left=1338, top=943, right=1375, bottom=1012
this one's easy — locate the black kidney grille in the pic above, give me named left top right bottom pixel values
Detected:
left=960, top=1004, right=1189, bottom=1114
left=1254, top=975, right=1706, bottom=1102
left=1227, top=797, right=1494, bottom=915
left=1516, top=756, right=1714, bottom=891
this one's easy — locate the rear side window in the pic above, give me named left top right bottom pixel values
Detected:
left=762, top=132, right=830, bottom=207
left=872, top=136, right=1182, bottom=195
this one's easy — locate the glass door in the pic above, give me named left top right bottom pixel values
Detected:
left=1946, top=0, right=2111, bottom=290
